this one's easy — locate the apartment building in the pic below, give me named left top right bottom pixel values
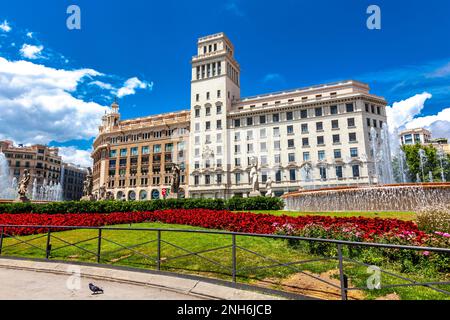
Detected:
left=0, top=140, right=62, bottom=186
left=61, top=163, right=87, bottom=201
left=91, top=101, right=190, bottom=200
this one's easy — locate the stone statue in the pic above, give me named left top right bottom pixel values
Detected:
left=98, top=184, right=107, bottom=201
left=249, top=157, right=261, bottom=197
left=17, top=169, right=31, bottom=202
left=81, top=168, right=94, bottom=201
left=265, top=177, right=273, bottom=197
left=170, top=164, right=181, bottom=196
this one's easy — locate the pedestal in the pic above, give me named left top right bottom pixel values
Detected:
left=81, top=195, right=95, bottom=201
left=15, top=196, right=31, bottom=203
left=249, top=191, right=262, bottom=198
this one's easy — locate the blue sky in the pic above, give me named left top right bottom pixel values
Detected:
left=0, top=0, right=449, bottom=166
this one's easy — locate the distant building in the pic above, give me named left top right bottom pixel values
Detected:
left=399, top=128, right=432, bottom=145
left=0, top=140, right=62, bottom=187
left=61, top=163, right=87, bottom=201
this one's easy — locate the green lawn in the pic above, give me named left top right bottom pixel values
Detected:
left=1, top=221, right=448, bottom=300
left=243, top=210, right=417, bottom=221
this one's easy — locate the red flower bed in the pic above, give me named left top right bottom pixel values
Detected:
left=0, top=209, right=426, bottom=242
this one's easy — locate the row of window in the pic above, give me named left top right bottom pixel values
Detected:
left=108, top=175, right=187, bottom=189
left=108, top=128, right=188, bottom=145
left=109, top=142, right=186, bottom=158
left=195, top=62, right=222, bottom=80
left=193, top=165, right=361, bottom=186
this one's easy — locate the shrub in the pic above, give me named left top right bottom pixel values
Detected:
left=0, top=197, right=284, bottom=215
left=416, top=205, right=450, bottom=233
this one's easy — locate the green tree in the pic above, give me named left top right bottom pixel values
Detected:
left=402, top=144, right=450, bottom=182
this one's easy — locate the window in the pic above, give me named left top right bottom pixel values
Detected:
left=302, top=138, right=309, bottom=147
left=318, top=150, right=325, bottom=161
left=274, top=141, right=281, bottom=150
left=216, top=133, right=222, bottom=142
left=333, top=134, right=340, bottom=144
left=234, top=132, right=240, bottom=141
left=194, top=176, right=199, bottom=185
left=301, top=123, right=309, bottom=134
left=109, top=150, right=117, bottom=158
left=205, top=121, right=211, bottom=130
left=261, top=155, right=268, bottom=165
left=205, top=107, right=211, bottom=116
left=275, top=170, right=282, bottom=182
left=300, top=110, right=308, bottom=119
left=120, top=149, right=127, bottom=157
left=316, top=122, right=323, bottom=131
left=260, top=142, right=267, bottom=152
left=336, top=166, right=343, bottom=179
left=247, top=117, right=253, bottom=126
left=217, top=90, right=221, bottom=98
left=273, top=127, right=280, bottom=137
left=247, top=144, right=254, bottom=153
left=131, top=147, right=138, bottom=156
left=373, top=119, right=377, bottom=128
left=330, top=105, right=338, bottom=115
left=206, top=92, right=210, bottom=100
left=195, top=136, right=200, bottom=145
left=315, top=107, right=323, bottom=117
left=350, top=148, right=359, bottom=158
left=349, top=133, right=357, bottom=142
left=317, top=136, right=324, bottom=145
left=334, top=149, right=342, bottom=159
left=195, top=123, right=200, bottom=132
left=235, top=145, right=241, bottom=154
left=217, top=159, right=222, bottom=167
left=205, top=175, right=211, bottom=185
left=217, top=120, right=222, bottom=129
left=259, top=115, right=266, bottom=124
left=234, top=119, right=240, bottom=127
left=274, top=154, right=281, bottom=164
left=367, top=118, right=371, bottom=127
left=352, top=165, right=360, bottom=177
left=272, top=113, right=280, bottom=122
left=377, top=106, right=381, bottom=115
left=217, top=145, right=222, bottom=155
left=347, top=118, right=355, bottom=128
left=289, top=169, right=296, bottom=181
left=235, top=173, right=241, bottom=184
left=235, top=158, right=241, bottom=166
left=288, top=139, right=295, bottom=148
left=287, top=125, right=294, bottom=135
left=142, top=146, right=149, bottom=155
left=288, top=153, right=295, bottom=162
left=286, top=111, right=293, bottom=121
left=331, top=120, right=339, bottom=129
left=303, top=152, right=310, bottom=161
left=217, top=174, right=222, bottom=184
left=216, top=105, right=222, bottom=114
left=365, top=103, right=369, bottom=112
left=346, top=103, right=354, bottom=112
left=260, top=128, right=267, bottom=138
left=319, top=167, right=327, bottom=180
left=196, top=94, right=200, bottom=102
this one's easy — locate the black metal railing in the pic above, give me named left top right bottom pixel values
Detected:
left=1, top=224, right=450, bottom=300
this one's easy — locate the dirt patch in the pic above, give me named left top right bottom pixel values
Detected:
left=256, top=270, right=366, bottom=300
left=109, top=254, right=133, bottom=263
left=376, top=293, right=401, bottom=300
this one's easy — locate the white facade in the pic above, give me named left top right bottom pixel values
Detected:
left=188, top=33, right=388, bottom=199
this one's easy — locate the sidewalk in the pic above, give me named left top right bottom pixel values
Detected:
left=0, top=258, right=284, bottom=300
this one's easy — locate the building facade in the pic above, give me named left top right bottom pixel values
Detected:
left=400, top=128, right=432, bottom=145
left=90, top=32, right=389, bottom=200
left=0, top=140, right=62, bottom=187
left=61, top=163, right=87, bottom=201
left=188, top=33, right=388, bottom=198
left=91, top=101, right=190, bottom=200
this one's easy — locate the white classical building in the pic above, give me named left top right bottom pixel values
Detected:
left=188, top=33, right=388, bottom=198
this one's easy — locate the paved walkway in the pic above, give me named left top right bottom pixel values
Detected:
left=0, top=259, right=282, bottom=300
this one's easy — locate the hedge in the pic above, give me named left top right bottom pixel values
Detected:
left=0, top=197, right=285, bottom=214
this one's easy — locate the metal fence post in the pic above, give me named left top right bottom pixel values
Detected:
left=0, top=227, right=4, bottom=255
left=232, top=234, right=237, bottom=283
left=156, top=230, right=161, bottom=271
left=97, top=228, right=102, bottom=263
left=46, top=228, right=51, bottom=260
left=338, top=244, right=348, bottom=300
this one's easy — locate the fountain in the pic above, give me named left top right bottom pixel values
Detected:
left=283, top=183, right=450, bottom=212
left=370, top=125, right=395, bottom=185
left=0, top=151, right=63, bottom=203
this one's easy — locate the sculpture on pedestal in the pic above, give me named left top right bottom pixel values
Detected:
left=170, top=164, right=181, bottom=198
left=265, top=176, right=274, bottom=197
left=17, top=169, right=31, bottom=202
left=249, top=157, right=261, bottom=197
left=81, top=168, right=94, bottom=201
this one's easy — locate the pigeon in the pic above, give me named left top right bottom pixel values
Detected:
left=89, top=283, right=104, bottom=295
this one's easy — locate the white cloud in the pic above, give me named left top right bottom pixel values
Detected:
left=20, top=44, right=44, bottom=59
left=0, top=56, right=108, bottom=145
left=387, top=92, right=450, bottom=140
left=116, top=77, right=153, bottom=98
left=58, top=146, right=93, bottom=168
left=90, top=80, right=114, bottom=90
left=0, top=20, right=11, bottom=32
left=262, top=73, right=284, bottom=83
left=26, top=32, right=33, bottom=38
left=386, top=92, right=432, bottom=131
